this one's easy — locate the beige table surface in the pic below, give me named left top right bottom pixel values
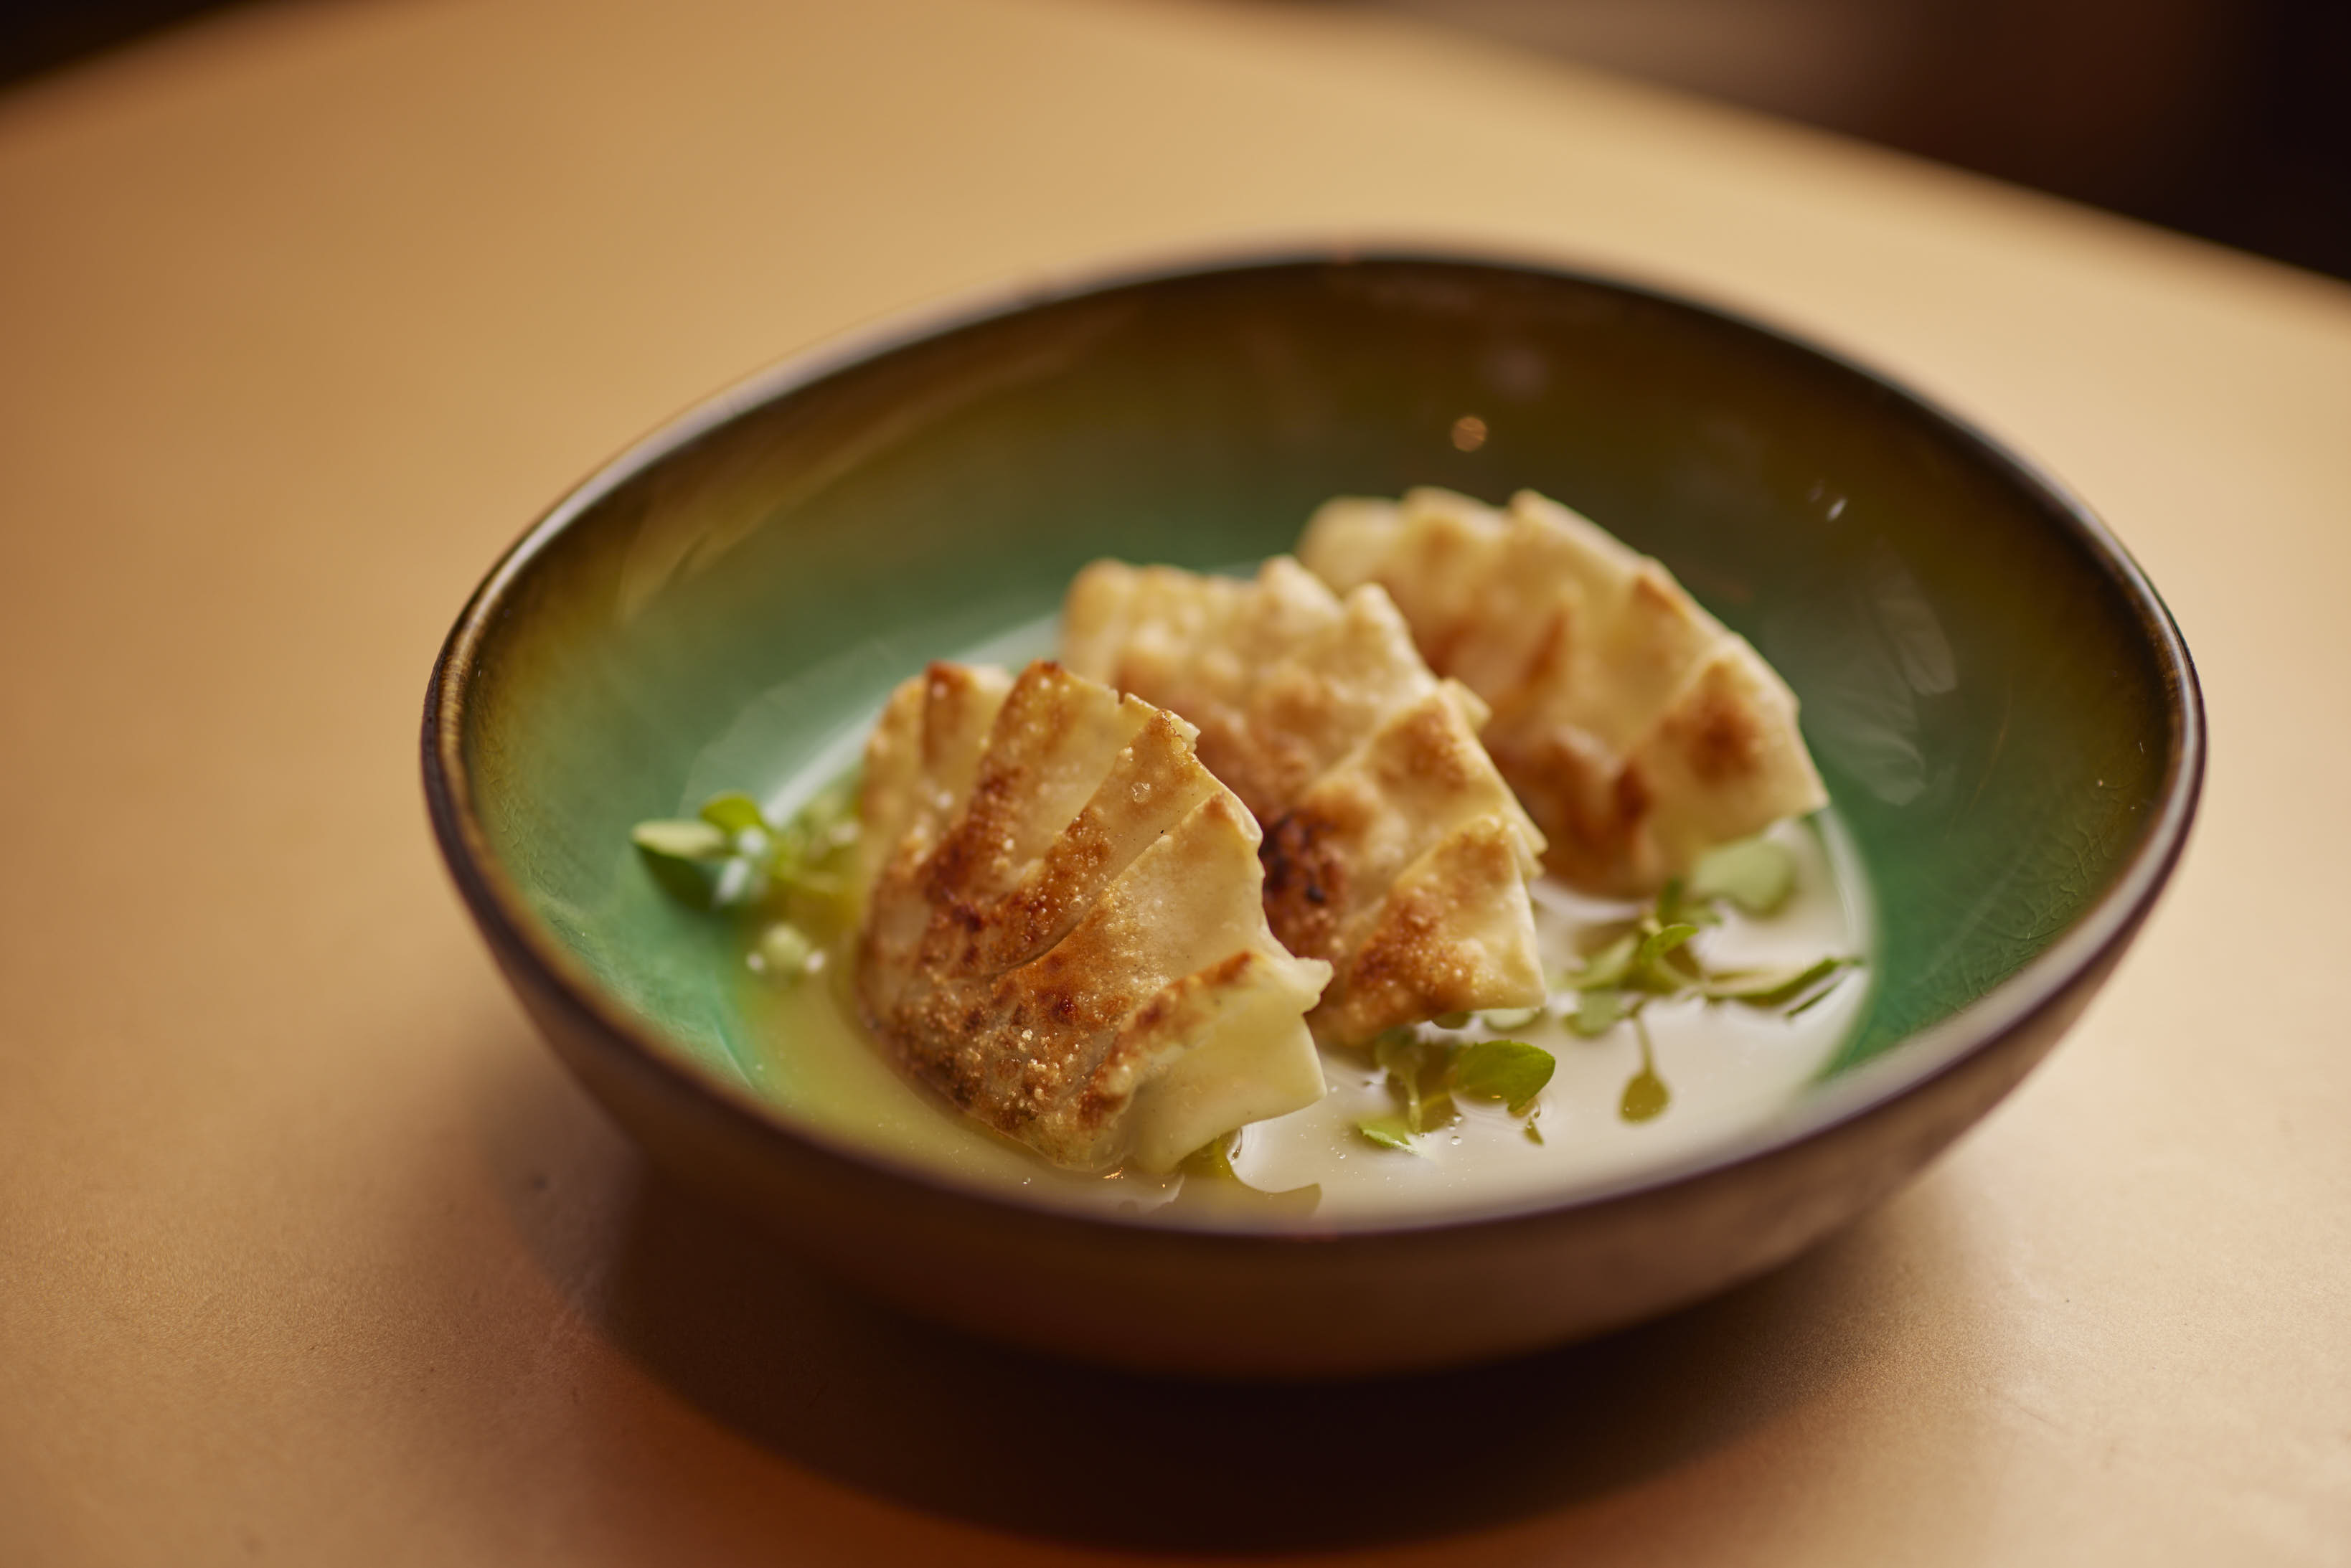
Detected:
left=4, top=0, right=2347, bottom=1562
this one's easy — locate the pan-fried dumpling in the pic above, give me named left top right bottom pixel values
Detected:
left=1062, top=557, right=1546, bottom=1047
left=854, top=659, right=1331, bottom=1172
left=1300, top=487, right=1828, bottom=895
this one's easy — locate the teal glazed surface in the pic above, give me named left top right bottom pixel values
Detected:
left=426, top=252, right=2201, bottom=1374
left=457, top=258, right=2179, bottom=1088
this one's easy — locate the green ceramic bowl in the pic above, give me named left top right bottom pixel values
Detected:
left=424, top=250, right=2201, bottom=1377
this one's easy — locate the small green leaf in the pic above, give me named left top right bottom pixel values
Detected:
left=632, top=819, right=731, bottom=909
left=633, top=774, right=864, bottom=920
left=1621, top=1067, right=1672, bottom=1123
left=631, top=818, right=730, bottom=861
left=1621, top=1011, right=1672, bottom=1123
left=1453, top=1039, right=1556, bottom=1114
left=1635, top=922, right=1700, bottom=968
left=1354, top=1115, right=1418, bottom=1153
left=1371, top=1029, right=1422, bottom=1098
left=1571, top=932, right=1639, bottom=991
left=1523, top=1118, right=1545, bottom=1145
left=1570, top=988, right=1628, bottom=1037
left=1654, top=877, right=1723, bottom=930
left=1629, top=921, right=1706, bottom=995
left=1432, top=1011, right=1472, bottom=1030
left=1710, top=955, right=1852, bottom=1009
left=1689, top=836, right=1797, bottom=915
left=1479, top=1005, right=1545, bottom=1031
left=698, top=792, right=771, bottom=836
left=1372, top=1029, right=1445, bottom=1131
left=1786, top=976, right=1850, bottom=1018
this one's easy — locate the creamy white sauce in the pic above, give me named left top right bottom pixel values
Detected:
left=748, top=813, right=1870, bottom=1228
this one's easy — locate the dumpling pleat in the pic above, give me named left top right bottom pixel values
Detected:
left=1063, top=557, right=1546, bottom=1046
left=1300, top=487, right=1828, bottom=894
left=855, top=661, right=1328, bottom=1171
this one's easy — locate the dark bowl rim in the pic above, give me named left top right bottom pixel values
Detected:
left=422, top=240, right=2207, bottom=1245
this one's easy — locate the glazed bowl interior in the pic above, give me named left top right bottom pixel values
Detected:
left=452, top=255, right=2182, bottom=1110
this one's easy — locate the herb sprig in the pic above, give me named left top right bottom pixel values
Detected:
left=1565, top=836, right=1858, bottom=1120
left=1354, top=1031, right=1558, bottom=1151
left=631, top=783, right=859, bottom=980
left=1351, top=836, right=1858, bottom=1147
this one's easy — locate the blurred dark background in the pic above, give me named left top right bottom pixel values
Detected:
left=6, top=0, right=2347, bottom=282
left=1371, top=0, right=2351, bottom=282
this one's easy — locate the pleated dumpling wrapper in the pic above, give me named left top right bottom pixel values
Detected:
left=854, top=658, right=1331, bottom=1173
left=1299, top=487, right=1829, bottom=896
left=1061, top=557, right=1547, bottom=1047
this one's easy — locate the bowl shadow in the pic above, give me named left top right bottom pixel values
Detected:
left=479, top=1036, right=1914, bottom=1553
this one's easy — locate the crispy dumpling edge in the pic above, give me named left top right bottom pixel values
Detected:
left=1062, top=557, right=1548, bottom=1045
left=853, top=658, right=1332, bottom=1171
left=1298, top=487, right=1829, bottom=893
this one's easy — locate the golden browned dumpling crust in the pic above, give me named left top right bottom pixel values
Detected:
left=1063, top=558, right=1546, bottom=1046
left=1300, top=488, right=1827, bottom=896
left=854, top=659, right=1329, bottom=1171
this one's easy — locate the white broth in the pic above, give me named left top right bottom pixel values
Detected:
left=745, top=813, right=1869, bottom=1227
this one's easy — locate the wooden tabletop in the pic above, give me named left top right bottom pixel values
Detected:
left=4, top=1, right=2347, bottom=1562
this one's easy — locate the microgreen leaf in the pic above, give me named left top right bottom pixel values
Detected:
left=631, top=819, right=732, bottom=909
left=1479, top=1005, right=1545, bottom=1031
left=1371, top=1028, right=1415, bottom=1067
left=1635, top=922, right=1701, bottom=968
left=1372, top=1029, right=1448, bottom=1132
left=1571, top=932, right=1639, bottom=991
left=1621, top=1013, right=1672, bottom=1123
left=698, top=792, right=771, bottom=837
left=1621, top=1067, right=1671, bottom=1123
left=1354, top=1115, right=1418, bottom=1153
left=1786, top=976, right=1850, bottom=1018
left=1452, top=1039, right=1556, bottom=1115
left=636, top=773, right=863, bottom=920
left=1523, top=1119, right=1545, bottom=1145
left=1371, top=1029, right=1421, bottom=1095
left=1709, top=955, right=1853, bottom=1009
left=1628, top=922, right=1705, bottom=994
left=631, top=818, right=730, bottom=861
left=1570, top=988, right=1628, bottom=1037
left=1654, top=877, right=1723, bottom=930
left=1689, top=836, right=1798, bottom=915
